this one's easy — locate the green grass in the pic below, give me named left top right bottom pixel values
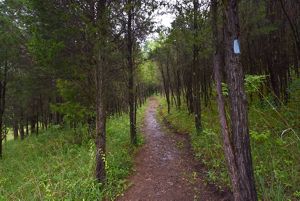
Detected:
left=157, top=86, right=300, bottom=201
left=0, top=102, right=148, bottom=201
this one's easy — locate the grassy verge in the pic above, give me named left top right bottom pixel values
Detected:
left=158, top=94, right=300, bottom=200
left=0, top=102, right=148, bottom=201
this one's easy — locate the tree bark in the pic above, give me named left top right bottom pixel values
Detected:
left=222, top=0, right=258, bottom=200
left=279, top=0, right=300, bottom=60
left=160, top=66, right=170, bottom=113
left=95, top=77, right=106, bottom=183
left=94, top=0, right=107, bottom=184
left=20, top=123, right=25, bottom=140
left=13, top=120, right=18, bottom=140
left=176, top=69, right=181, bottom=108
left=127, top=0, right=137, bottom=145
left=36, top=113, right=39, bottom=135
left=0, top=54, right=7, bottom=158
left=20, top=110, right=25, bottom=140
left=26, top=119, right=29, bottom=136
left=212, top=1, right=240, bottom=199
left=192, top=0, right=202, bottom=132
left=0, top=121, right=2, bottom=158
left=30, top=115, right=35, bottom=134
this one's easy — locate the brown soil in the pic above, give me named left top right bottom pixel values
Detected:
left=117, top=98, right=232, bottom=201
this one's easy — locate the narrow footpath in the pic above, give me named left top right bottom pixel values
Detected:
left=118, top=98, right=232, bottom=201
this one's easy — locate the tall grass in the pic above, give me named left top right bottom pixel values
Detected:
left=0, top=102, right=148, bottom=201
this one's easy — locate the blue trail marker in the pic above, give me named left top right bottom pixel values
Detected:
left=233, top=39, right=241, bottom=54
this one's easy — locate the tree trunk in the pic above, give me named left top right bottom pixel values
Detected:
left=212, top=1, right=240, bottom=199
left=94, top=0, right=107, bottom=184
left=87, top=117, right=95, bottom=138
left=20, top=110, right=25, bottom=140
left=26, top=119, right=29, bottom=136
left=0, top=121, right=2, bottom=158
left=39, top=94, right=45, bottom=130
left=160, top=66, right=170, bottom=113
left=0, top=54, right=7, bottom=158
left=176, top=70, right=181, bottom=108
left=127, top=0, right=137, bottom=145
left=279, top=0, right=300, bottom=60
left=13, top=120, right=18, bottom=140
left=222, top=0, right=258, bottom=200
left=20, top=123, right=25, bottom=140
left=192, top=0, right=202, bottom=132
left=3, top=125, right=7, bottom=143
left=36, top=113, right=39, bottom=135
left=95, top=84, right=106, bottom=183
left=31, top=116, right=35, bottom=134
left=55, top=96, right=60, bottom=124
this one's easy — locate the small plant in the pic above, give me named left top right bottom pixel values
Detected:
left=244, top=74, right=266, bottom=94
left=250, top=130, right=270, bottom=143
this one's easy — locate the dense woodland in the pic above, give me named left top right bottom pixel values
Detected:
left=0, top=0, right=299, bottom=200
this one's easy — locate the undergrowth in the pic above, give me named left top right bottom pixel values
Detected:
left=157, top=81, right=300, bottom=201
left=0, top=102, right=148, bottom=201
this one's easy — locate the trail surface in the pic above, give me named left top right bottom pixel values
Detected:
left=118, top=98, right=231, bottom=201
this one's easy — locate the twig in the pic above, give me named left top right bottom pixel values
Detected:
left=281, top=128, right=300, bottom=141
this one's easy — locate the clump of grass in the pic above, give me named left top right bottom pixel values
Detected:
left=0, top=102, right=148, bottom=201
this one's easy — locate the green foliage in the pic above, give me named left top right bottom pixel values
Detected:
left=27, top=36, right=64, bottom=70
left=221, top=82, right=229, bottom=96
left=138, top=61, right=159, bottom=86
left=239, top=0, right=278, bottom=37
left=0, top=103, right=148, bottom=200
left=219, top=74, right=266, bottom=97
left=250, top=130, right=270, bottom=143
left=51, top=102, right=90, bottom=126
left=244, top=74, right=266, bottom=94
left=51, top=79, right=92, bottom=127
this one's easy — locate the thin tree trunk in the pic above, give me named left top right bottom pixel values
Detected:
left=127, top=0, right=137, bottom=145
left=95, top=0, right=107, bottom=184
left=20, top=110, right=25, bottom=140
left=0, top=121, right=2, bottom=158
left=279, top=0, right=300, bottom=59
left=55, top=96, right=60, bottom=124
left=36, top=113, right=39, bottom=135
left=3, top=125, right=7, bottom=143
left=31, top=115, right=35, bottom=134
left=0, top=54, right=7, bottom=158
left=39, top=94, right=45, bottom=130
left=20, top=123, right=25, bottom=140
left=26, top=119, right=29, bottom=136
left=95, top=80, right=106, bottom=183
left=175, top=47, right=182, bottom=108
left=222, top=0, right=258, bottom=200
left=192, top=0, right=202, bottom=132
left=176, top=70, right=181, bottom=108
left=13, top=120, right=18, bottom=140
left=160, top=66, right=170, bottom=113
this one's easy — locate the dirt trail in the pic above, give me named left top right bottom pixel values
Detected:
left=118, top=98, right=232, bottom=201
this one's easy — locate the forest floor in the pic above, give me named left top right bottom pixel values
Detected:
left=117, top=98, right=232, bottom=201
